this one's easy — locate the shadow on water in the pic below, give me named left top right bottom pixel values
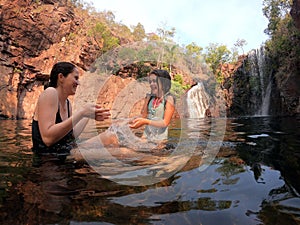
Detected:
left=0, top=117, right=299, bottom=225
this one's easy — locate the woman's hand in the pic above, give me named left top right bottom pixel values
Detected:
left=95, top=107, right=111, bottom=121
left=81, top=104, right=110, bottom=121
left=73, top=105, right=110, bottom=138
left=129, top=117, right=149, bottom=129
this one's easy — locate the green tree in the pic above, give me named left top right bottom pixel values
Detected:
left=186, top=42, right=203, bottom=57
left=265, top=16, right=300, bottom=66
left=263, top=0, right=300, bottom=67
left=170, top=80, right=185, bottom=99
left=156, top=22, right=176, bottom=43
left=204, top=43, right=231, bottom=75
left=131, top=22, right=146, bottom=42
left=88, top=22, right=119, bottom=54
left=69, top=0, right=95, bottom=12
left=101, top=10, right=116, bottom=26
left=230, top=46, right=239, bottom=63
left=262, top=0, right=292, bottom=35
left=234, top=38, right=247, bottom=55
left=150, top=23, right=176, bottom=68
left=173, top=74, right=183, bottom=85
left=146, top=33, right=160, bottom=41
left=165, top=44, right=179, bottom=73
left=115, top=23, right=132, bottom=42
left=185, top=42, right=203, bottom=73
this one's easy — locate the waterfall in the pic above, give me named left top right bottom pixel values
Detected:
left=255, top=47, right=272, bottom=116
left=186, top=82, right=210, bottom=118
left=257, top=80, right=272, bottom=116
left=247, top=47, right=272, bottom=116
left=257, top=47, right=272, bottom=116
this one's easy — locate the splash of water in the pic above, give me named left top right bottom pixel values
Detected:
left=107, top=118, right=157, bottom=150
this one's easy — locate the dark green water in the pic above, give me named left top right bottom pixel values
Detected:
left=0, top=116, right=299, bottom=225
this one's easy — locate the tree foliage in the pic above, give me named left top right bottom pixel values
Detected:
left=234, top=38, right=247, bottom=55
left=262, top=0, right=293, bottom=35
left=204, top=43, right=231, bottom=74
left=146, top=24, right=178, bottom=69
left=263, top=0, right=300, bottom=73
left=88, top=22, right=119, bottom=54
left=185, top=42, right=203, bottom=57
left=156, top=22, right=176, bottom=43
left=184, top=42, right=204, bottom=73
left=131, top=22, right=146, bottom=42
left=69, top=0, right=249, bottom=89
left=203, top=43, right=235, bottom=84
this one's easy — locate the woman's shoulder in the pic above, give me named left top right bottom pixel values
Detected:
left=42, top=87, right=57, bottom=95
left=165, top=93, right=175, bottom=104
left=39, top=87, right=58, bottom=102
left=166, top=93, right=175, bottom=100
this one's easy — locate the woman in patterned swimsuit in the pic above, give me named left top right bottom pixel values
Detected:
left=98, top=69, right=175, bottom=148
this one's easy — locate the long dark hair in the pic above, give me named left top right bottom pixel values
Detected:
left=149, top=69, right=171, bottom=94
left=45, top=62, right=76, bottom=89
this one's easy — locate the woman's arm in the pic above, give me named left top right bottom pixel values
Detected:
left=130, top=95, right=175, bottom=129
left=72, top=108, right=110, bottom=138
left=72, top=117, right=89, bottom=139
left=37, top=88, right=110, bottom=146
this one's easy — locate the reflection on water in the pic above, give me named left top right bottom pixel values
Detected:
left=0, top=117, right=299, bottom=225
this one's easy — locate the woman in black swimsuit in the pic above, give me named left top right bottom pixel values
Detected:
left=32, top=62, right=110, bottom=157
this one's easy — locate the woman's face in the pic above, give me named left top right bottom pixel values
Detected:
left=149, top=74, right=162, bottom=97
left=61, top=67, right=80, bottom=95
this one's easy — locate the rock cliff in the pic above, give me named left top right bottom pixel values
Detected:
left=0, top=0, right=194, bottom=119
left=0, top=0, right=101, bottom=118
left=220, top=1, right=300, bottom=117
left=1, top=0, right=299, bottom=119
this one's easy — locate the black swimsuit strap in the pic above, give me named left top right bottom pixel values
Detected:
left=56, top=99, right=71, bottom=123
left=67, top=99, right=70, bottom=117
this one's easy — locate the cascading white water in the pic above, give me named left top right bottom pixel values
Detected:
left=258, top=81, right=272, bottom=116
left=186, top=82, right=210, bottom=118
left=255, top=47, right=272, bottom=116
left=248, top=47, right=272, bottom=116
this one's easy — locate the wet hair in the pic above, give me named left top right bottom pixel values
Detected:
left=45, top=62, right=76, bottom=89
left=149, top=69, right=171, bottom=94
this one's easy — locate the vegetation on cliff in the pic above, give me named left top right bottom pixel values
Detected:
left=263, top=0, right=300, bottom=73
left=215, top=0, right=300, bottom=116
left=262, top=0, right=300, bottom=114
left=1, top=0, right=299, bottom=118
left=68, top=0, right=245, bottom=83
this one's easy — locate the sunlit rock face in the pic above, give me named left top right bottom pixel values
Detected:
left=0, top=0, right=100, bottom=118
left=0, top=0, right=196, bottom=119
left=2, top=0, right=299, bottom=119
